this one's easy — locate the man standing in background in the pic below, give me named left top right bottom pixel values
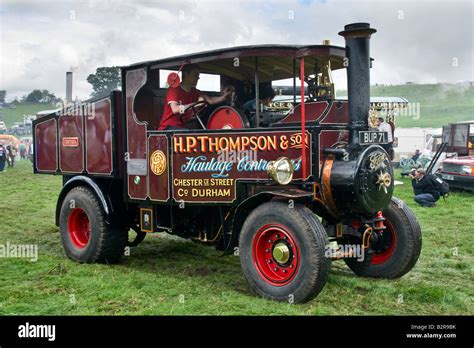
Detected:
left=376, top=117, right=394, bottom=159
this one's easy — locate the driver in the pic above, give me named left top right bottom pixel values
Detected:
left=158, top=64, right=232, bottom=130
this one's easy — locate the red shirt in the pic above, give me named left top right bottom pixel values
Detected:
left=158, top=86, right=202, bottom=129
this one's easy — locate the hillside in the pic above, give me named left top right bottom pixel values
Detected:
left=0, top=103, right=56, bottom=127
left=339, top=83, right=474, bottom=128
left=1, top=84, right=473, bottom=129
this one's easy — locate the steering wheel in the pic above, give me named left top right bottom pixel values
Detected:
left=180, top=101, right=209, bottom=128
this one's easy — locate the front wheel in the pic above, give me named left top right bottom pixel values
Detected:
left=239, top=201, right=330, bottom=303
left=59, top=186, right=127, bottom=263
left=345, top=197, right=422, bottom=278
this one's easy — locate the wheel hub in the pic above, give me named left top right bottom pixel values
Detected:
left=68, top=208, right=90, bottom=249
left=273, top=242, right=290, bottom=264
left=252, top=224, right=299, bottom=286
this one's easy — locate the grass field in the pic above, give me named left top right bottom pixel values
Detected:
left=0, top=160, right=473, bottom=315
left=340, top=83, right=474, bottom=128
left=369, top=84, right=474, bottom=128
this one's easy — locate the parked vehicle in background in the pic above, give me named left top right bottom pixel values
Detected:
left=436, top=121, right=474, bottom=191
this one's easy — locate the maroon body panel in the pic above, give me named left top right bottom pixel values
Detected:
left=35, top=118, right=58, bottom=172
left=278, top=100, right=349, bottom=125
left=59, top=112, right=84, bottom=173
left=126, top=68, right=148, bottom=200
left=148, top=134, right=170, bottom=201
left=279, top=101, right=328, bottom=124
left=85, top=98, right=113, bottom=175
left=320, top=101, right=349, bottom=124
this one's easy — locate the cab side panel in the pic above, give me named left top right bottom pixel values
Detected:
left=125, top=68, right=148, bottom=200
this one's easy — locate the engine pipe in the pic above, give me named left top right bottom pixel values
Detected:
left=338, top=23, right=376, bottom=147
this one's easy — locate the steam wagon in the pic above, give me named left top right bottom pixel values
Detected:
left=33, top=23, right=421, bottom=303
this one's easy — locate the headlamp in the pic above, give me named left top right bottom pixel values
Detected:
left=267, top=157, right=294, bottom=185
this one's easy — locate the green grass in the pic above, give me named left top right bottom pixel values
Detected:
left=0, top=161, right=473, bottom=315
left=0, top=103, right=55, bottom=128
left=340, top=83, right=474, bottom=128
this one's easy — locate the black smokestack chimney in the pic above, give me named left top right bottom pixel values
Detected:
left=339, top=23, right=376, bottom=147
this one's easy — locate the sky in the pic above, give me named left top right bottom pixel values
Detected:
left=0, top=0, right=473, bottom=101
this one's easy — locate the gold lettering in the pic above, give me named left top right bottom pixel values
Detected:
left=186, top=137, right=197, bottom=153
left=208, top=137, right=219, bottom=153
left=173, top=137, right=184, bottom=153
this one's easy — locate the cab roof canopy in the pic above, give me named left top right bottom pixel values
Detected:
left=124, top=44, right=347, bottom=83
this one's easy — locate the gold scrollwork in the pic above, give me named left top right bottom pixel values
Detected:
left=150, top=150, right=167, bottom=176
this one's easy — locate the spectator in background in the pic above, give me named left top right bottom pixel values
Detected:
left=0, top=142, right=6, bottom=172
left=409, top=168, right=440, bottom=207
left=376, top=117, right=394, bottom=159
left=28, top=142, right=34, bottom=163
left=411, top=149, right=421, bottom=162
left=5, top=143, right=12, bottom=167
left=10, top=142, right=17, bottom=167
left=19, top=141, right=26, bottom=160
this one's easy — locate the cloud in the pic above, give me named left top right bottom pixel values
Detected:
left=0, top=0, right=472, bottom=101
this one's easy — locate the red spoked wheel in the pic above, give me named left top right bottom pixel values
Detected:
left=67, top=208, right=90, bottom=249
left=252, top=224, right=299, bottom=286
left=59, top=186, right=127, bottom=263
left=344, top=197, right=422, bottom=279
left=239, top=201, right=330, bottom=303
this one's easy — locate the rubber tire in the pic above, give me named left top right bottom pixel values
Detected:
left=345, top=197, right=422, bottom=278
left=59, top=186, right=127, bottom=263
left=239, top=201, right=331, bottom=303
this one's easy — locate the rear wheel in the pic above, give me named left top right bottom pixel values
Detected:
left=239, top=201, right=330, bottom=303
left=59, top=186, right=127, bottom=263
left=345, top=197, right=422, bottom=278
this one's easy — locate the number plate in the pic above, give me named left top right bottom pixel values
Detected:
left=441, top=174, right=454, bottom=181
left=359, top=131, right=388, bottom=145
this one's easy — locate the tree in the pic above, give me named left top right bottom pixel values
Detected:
left=87, top=66, right=121, bottom=97
left=25, top=89, right=43, bottom=103
left=25, top=89, right=59, bottom=104
left=40, top=89, right=58, bottom=103
left=0, top=90, right=6, bottom=103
